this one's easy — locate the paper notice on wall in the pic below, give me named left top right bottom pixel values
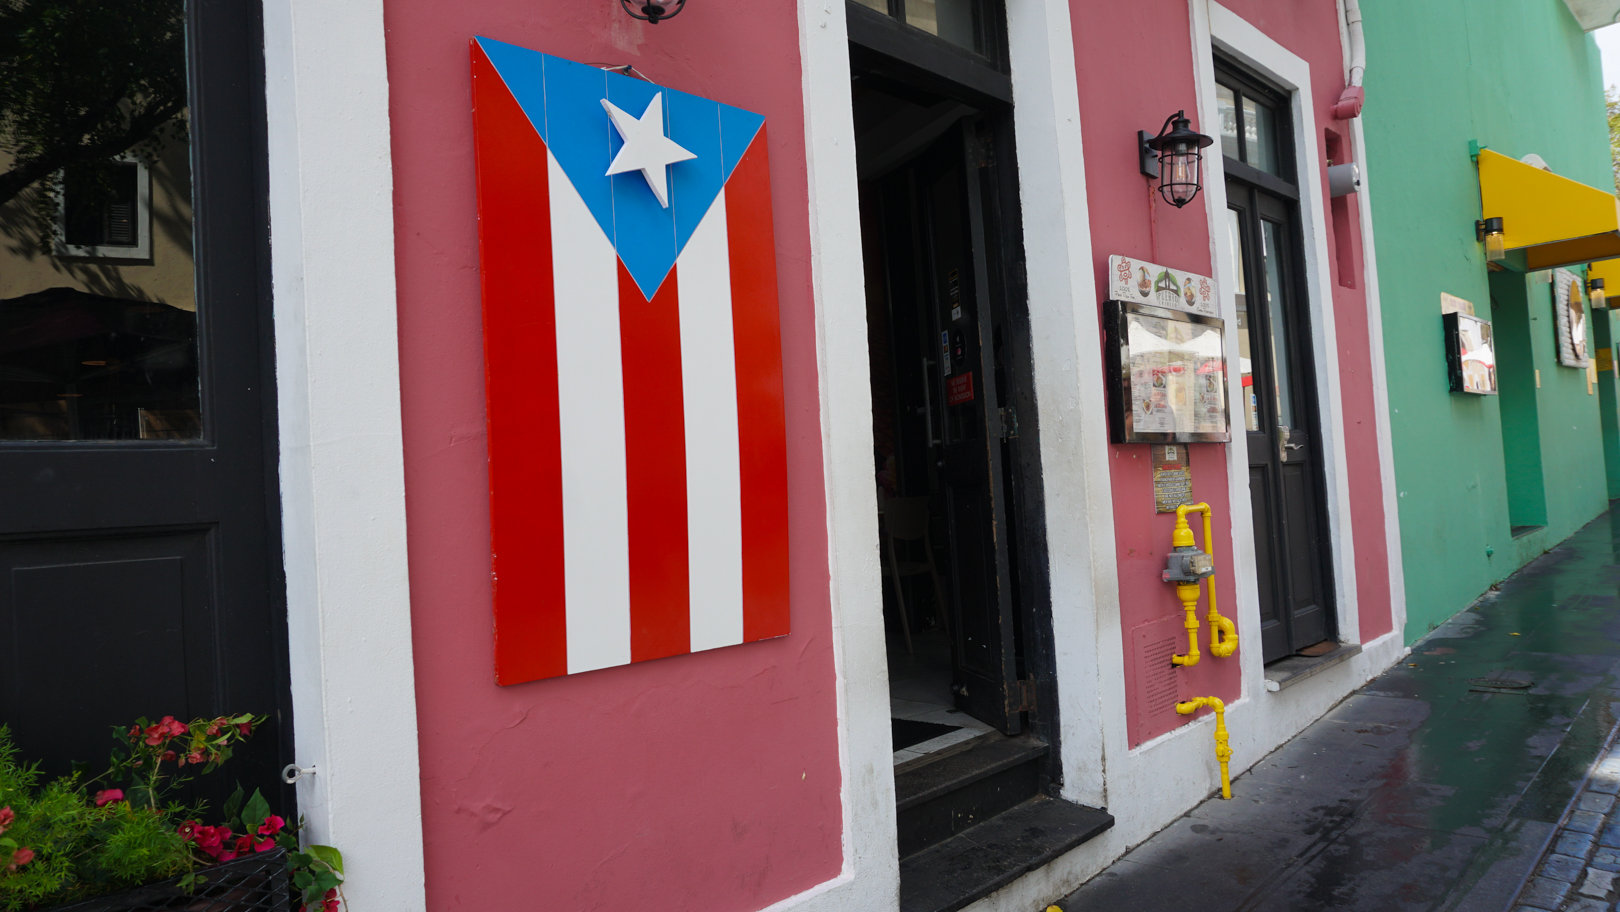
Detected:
left=1440, top=292, right=1475, bottom=316
left=1107, top=253, right=1219, bottom=318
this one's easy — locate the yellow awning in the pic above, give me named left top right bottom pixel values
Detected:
left=1590, top=257, right=1620, bottom=289
left=1477, top=148, right=1620, bottom=271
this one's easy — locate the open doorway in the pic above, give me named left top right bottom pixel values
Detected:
left=847, top=5, right=1112, bottom=902
left=853, top=68, right=1032, bottom=756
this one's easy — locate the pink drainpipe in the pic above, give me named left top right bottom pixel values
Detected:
left=1333, top=0, right=1366, bottom=119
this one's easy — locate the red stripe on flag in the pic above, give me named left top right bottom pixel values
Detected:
left=470, top=43, right=568, bottom=684
left=726, top=130, right=792, bottom=642
left=620, top=263, right=692, bottom=662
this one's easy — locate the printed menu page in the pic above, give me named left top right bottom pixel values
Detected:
left=1127, top=313, right=1226, bottom=438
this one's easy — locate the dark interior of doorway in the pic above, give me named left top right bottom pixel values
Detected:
left=855, top=74, right=1004, bottom=757
left=848, top=25, right=1111, bottom=907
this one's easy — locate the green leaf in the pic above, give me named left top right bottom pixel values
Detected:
left=222, top=784, right=244, bottom=825
left=307, top=843, right=344, bottom=876
left=241, top=788, right=270, bottom=834
left=0, top=836, right=15, bottom=848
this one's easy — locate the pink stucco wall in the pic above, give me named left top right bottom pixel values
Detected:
left=1070, top=0, right=1392, bottom=746
left=383, top=3, right=844, bottom=909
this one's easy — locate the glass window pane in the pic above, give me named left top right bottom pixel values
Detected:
left=1261, top=220, right=1296, bottom=430
left=852, top=0, right=888, bottom=12
left=1216, top=84, right=1240, bottom=162
left=1243, top=96, right=1280, bottom=176
left=0, top=0, right=197, bottom=441
left=1228, top=208, right=1259, bottom=432
left=904, top=0, right=981, bottom=54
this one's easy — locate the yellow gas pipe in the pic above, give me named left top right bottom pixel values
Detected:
left=1168, top=503, right=1237, bottom=665
left=1176, top=696, right=1232, bottom=799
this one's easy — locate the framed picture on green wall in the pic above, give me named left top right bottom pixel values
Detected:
left=1555, top=269, right=1590, bottom=368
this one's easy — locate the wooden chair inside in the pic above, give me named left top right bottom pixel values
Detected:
left=878, top=493, right=949, bottom=655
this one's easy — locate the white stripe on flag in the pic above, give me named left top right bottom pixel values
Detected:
left=550, top=151, right=632, bottom=673
left=677, top=189, right=746, bottom=651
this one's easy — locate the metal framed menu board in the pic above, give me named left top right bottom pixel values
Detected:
left=1443, top=312, right=1497, bottom=394
left=1103, top=255, right=1230, bottom=444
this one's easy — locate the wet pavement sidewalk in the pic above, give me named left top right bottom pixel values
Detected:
left=1055, top=510, right=1620, bottom=912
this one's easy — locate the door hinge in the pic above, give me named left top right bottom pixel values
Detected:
left=1017, top=679, right=1037, bottom=713
left=999, top=406, right=1019, bottom=439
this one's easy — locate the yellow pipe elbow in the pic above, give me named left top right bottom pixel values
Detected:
left=1176, top=696, right=1232, bottom=799
left=1170, top=581, right=1201, bottom=666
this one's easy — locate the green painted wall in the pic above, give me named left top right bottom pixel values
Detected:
left=1360, top=0, right=1616, bottom=641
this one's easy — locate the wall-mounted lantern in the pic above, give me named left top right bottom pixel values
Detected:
left=1590, top=277, right=1607, bottom=310
left=620, top=0, right=686, bottom=23
left=1476, top=217, right=1506, bottom=262
left=1139, top=111, right=1214, bottom=209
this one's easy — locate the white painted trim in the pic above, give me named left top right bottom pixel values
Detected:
left=262, top=1, right=426, bottom=909
left=1336, top=0, right=1409, bottom=642
left=761, top=1, right=896, bottom=910
left=1198, top=3, right=1363, bottom=664
left=1003, top=0, right=1120, bottom=813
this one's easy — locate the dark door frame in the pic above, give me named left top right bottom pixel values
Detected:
left=1217, top=56, right=1337, bottom=661
left=849, top=0, right=1064, bottom=784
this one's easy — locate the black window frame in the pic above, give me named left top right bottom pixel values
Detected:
left=847, top=0, right=1009, bottom=79
left=1215, top=63, right=1297, bottom=195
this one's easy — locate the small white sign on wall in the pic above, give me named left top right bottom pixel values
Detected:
left=1106, top=254, right=1219, bottom=318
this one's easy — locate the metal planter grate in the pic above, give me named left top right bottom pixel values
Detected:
left=42, top=848, right=290, bottom=912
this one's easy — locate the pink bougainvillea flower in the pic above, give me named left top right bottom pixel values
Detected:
left=236, top=720, right=254, bottom=737
left=253, top=836, right=275, bottom=853
left=7, top=847, right=34, bottom=871
left=127, top=724, right=141, bottom=742
left=93, top=789, right=124, bottom=807
left=160, top=750, right=177, bottom=764
left=178, top=820, right=200, bottom=842
left=193, top=825, right=227, bottom=853
left=233, top=834, right=256, bottom=855
left=258, top=815, right=285, bottom=836
left=187, top=750, right=205, bottom=766
left=143, top=725, right=164, bottom=746
left=214, top=846, right=238, bottom=862
left=0, top=806, right=13, bottom=833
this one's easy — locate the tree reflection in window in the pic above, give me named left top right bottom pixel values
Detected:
left=0, top=0, right=199, bottom=441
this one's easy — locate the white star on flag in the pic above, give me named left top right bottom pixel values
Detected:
left=601, top=92, right=696, bottom=208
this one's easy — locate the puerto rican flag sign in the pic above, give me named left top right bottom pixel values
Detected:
left=470, top=37, right=790, bottom=685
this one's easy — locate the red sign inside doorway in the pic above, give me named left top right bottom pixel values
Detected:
left=946, top=372, right=974, bottom=405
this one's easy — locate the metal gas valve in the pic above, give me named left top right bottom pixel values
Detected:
left=1163, top=547, right=1215, bottom=583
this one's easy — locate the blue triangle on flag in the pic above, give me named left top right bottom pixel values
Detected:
left=475, top=37, right=767, bottom=300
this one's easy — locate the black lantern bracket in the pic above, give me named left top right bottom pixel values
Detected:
left=1139, top=110, right=1215, bottom=208
left=621, top=0, right=687, bottom=23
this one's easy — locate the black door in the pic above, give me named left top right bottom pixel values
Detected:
left=918, top=125, right=1021, bottom=733
left=1218, top=63, right=1334, bottom=662
left=865, top=116, right=1022, bottom=734
left=0, top=0, right=289, bottom=806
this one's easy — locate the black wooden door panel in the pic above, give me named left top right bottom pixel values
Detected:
left=1, top=534, right=213, bottom=776
left=925, top=126, right=1020, bottom=733
left=0, top=0, right=287, bottom=809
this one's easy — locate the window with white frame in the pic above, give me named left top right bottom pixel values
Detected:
left=55, top=155, right=151, bottom=259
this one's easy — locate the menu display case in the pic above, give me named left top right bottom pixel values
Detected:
left=1443, top=311, right=1497, bottom=394
left=1103, top=300, right=1230, bottom=443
